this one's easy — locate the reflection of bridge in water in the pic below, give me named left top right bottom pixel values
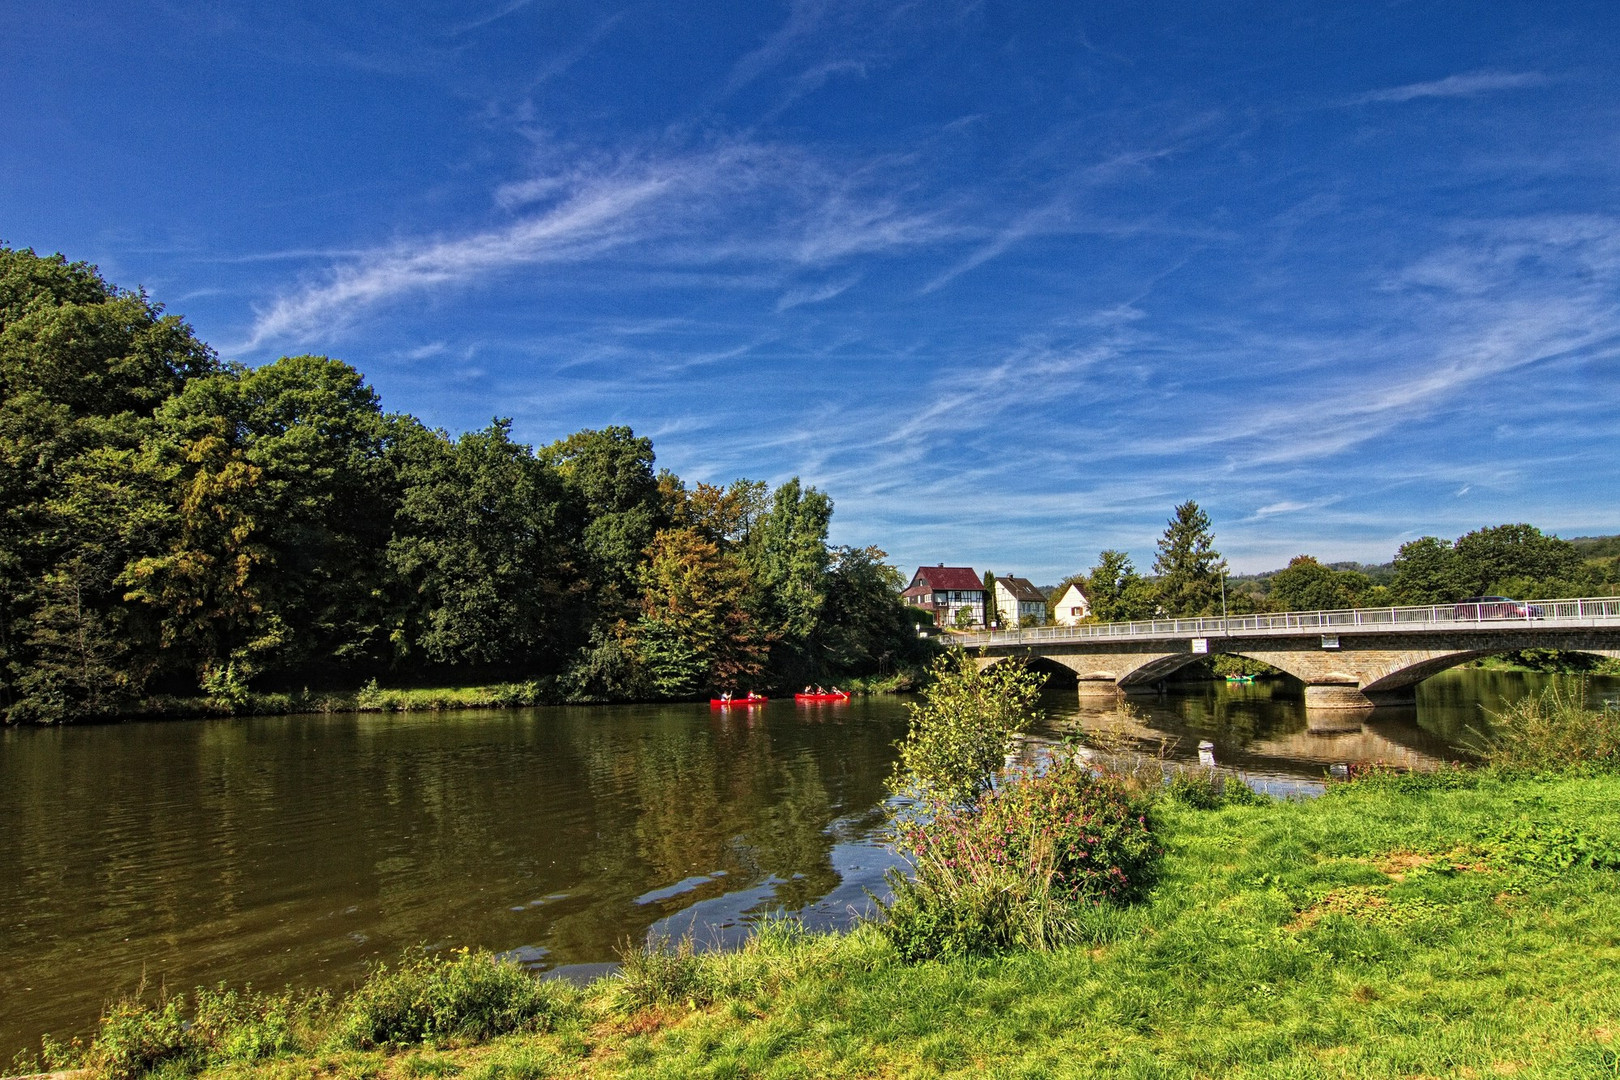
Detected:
left=961, top=597, right=1620, bottom=709
left=1040, top=696, right=1460, bottom=777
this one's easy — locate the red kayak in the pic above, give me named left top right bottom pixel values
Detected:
left=710, top=695, right=767, bottom=707
left=794, top=692, right=851, bottom=703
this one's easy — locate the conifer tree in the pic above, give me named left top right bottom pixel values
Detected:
left=1152, top=501, right=1226, bottom=616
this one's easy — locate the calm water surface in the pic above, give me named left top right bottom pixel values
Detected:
left=2, top=668, right=1614, bottom=1057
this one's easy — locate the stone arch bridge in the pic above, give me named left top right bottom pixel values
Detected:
left=957, top=597, right=1620, bottom=709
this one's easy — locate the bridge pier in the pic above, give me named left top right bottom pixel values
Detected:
left=1304, top=684, right=1418, bottom=711
left=1304, top=684, right=1374, bottom=710
left=1075, top=679, right=1123, bottom=698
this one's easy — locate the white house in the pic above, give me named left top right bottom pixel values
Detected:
left=992, top=577, right=1048, bottom=628
left=1052, top=582, right=1091, bottom=626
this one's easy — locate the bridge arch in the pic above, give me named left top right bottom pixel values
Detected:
left=1356, top=647, right=1620, bottom=695
left=965, top=599, right=1620, bottom=708
left=978, top=641, right=1620, bottom=709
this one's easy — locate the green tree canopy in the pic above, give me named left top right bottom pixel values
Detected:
left=0, top=246, right=934, bottom=720
left=385, top=419, right=573, bottom=669
left=1453, top=524, right=1585, bottom=598
left=541, top=426, right=664, bottom=610
left=0, top=247, right=220, bottom=719
left=1391, top=536, right=1467, bottom=604
left=1083, top=551, right=1157, bottom=622
left=1267, top=555, right=1364, bottom=612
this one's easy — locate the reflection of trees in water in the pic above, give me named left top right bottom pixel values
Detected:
left=627, top=720, right=839, bottom=917
left=0, top=702, right=911, bottom=1061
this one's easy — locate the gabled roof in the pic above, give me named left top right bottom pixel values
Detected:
left=995, top=576, right=1046, bottom=603
left=909, top=565, right=984, bottom=592
left=1056, top=582, right=1089, bottom=600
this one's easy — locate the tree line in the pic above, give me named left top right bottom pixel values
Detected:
left=0, top=247, right=930, bottom=723
left=1057, top=501, right=1619, bottom=622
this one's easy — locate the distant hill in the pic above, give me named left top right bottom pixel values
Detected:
left=1571, top=535, right=1620, bottom=559
left=1230, top=561, right=1394, bottom=586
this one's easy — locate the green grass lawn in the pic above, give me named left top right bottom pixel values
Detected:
left=69, top=770, right=1611, bottom=1080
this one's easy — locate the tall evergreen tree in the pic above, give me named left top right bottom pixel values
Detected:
left=1151, top=501, right=1226, bottom=616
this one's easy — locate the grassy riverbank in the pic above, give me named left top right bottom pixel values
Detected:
left=29, top=767, right=1620, bottom=1080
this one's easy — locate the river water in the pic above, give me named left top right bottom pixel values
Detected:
left=2, top=668, right=1615, bottom=1059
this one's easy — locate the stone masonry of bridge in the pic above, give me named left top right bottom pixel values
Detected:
left=975, top=628, right=1620, bottom=709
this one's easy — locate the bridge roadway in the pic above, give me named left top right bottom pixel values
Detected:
left=956, top=596, right=1620, bottom=709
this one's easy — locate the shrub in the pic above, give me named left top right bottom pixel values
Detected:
left=881, top=751, right=1160, bottom=960
left=190, top=984, right=317, bottom=1064
left=891, top=650, right=1045, bottom=806
left=1481, top=680, right=1620, bottom=772
left=1328, top=760, right=1479, bottom=793
left=328, top=949, right=575, bottom=1050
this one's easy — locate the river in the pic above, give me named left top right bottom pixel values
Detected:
left=1, top=667, right=1614, bottom=1059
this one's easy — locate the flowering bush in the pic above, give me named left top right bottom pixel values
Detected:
left=881, top=751, right=1160, bottom=960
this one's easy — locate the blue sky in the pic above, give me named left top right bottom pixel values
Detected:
left=4, top=1, right=1617, bottom=578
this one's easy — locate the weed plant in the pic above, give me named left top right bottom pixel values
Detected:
left=1163, top=766, right=1267, bottom=809
left=66, top=983, right=326, bottom=1080
left=882, top=749, right=1160, bottom=960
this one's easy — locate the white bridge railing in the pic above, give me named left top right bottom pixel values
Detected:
left=955, top=596, right=1620, bottom=648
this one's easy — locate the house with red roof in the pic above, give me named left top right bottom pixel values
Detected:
left=902, top=564, right=987, bottom=628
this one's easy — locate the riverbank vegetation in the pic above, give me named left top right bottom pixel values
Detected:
left=0, top=247, right=932, bottom=724
left=24, top=677, right=1620, bottom=1079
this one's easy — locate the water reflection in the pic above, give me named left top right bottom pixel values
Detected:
left=0, top=700, right=909, bottom=1060
left=1032, top=668, right=1620, bottom=796
left=2, top=667, right=1613, bottom=1060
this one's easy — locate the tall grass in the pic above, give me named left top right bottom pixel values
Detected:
left=1480, top=679, right=1620, bottom=772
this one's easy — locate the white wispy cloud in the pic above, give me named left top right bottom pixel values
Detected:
left=448, top=0, right=537, bottom=36
left=243, top=166, right=680, bottom=348
left=775, top=276, right=860, bottom=311
left=918, top=199, right=1070, bottom=294
left=1353, top=70, right=1549, bottom=105
left=240, top=138, right=963, bottom=351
